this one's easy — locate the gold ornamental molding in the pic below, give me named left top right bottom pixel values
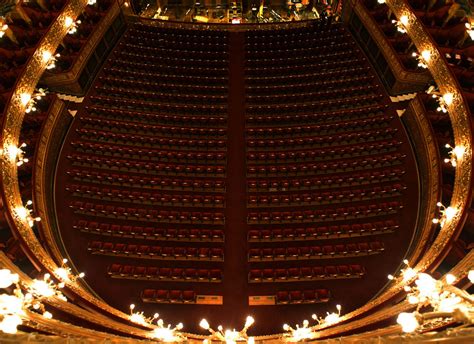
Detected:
left=352, top=0, right=432, bottom=90
left=0, top=0, right=472, bottom=340
left=42, top=0, right=121, bottom=88
left=403, top=95, right=441, bottom=264
left=0, top=0, right=162, bottom=337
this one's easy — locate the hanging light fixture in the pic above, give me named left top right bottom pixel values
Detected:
left=200, top=316, right=255, bottom=343
left=129, top=304, right=186, bottom=342
left=390, top=261, right=474, bottom=333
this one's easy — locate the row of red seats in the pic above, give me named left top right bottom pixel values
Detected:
left=77, top=128, right=226, bottom=149
left=247, top=129, right=397, bottom=150
left=99, top=77, right=228, bottom=96
left=67, top=184, right=225, bottom=207
left=80, top=116, right=226, bottom=136
left=247, top=33, right=353, bottom=48
left=247, top=153, right=406, bottom=176
left=247, top=85, right=378, bottom=104
left=95, top=86, right=227, bottom=104
left=117, top=43, right=228, bottom=62
left=88, top=105, right=227, bottom=126
left=246, top=55, right=362, bottom=72
left=247, top=184, right=404, bottom=206
left=88, top=241, right=224, bottom=260
left=90, top=95, right=226, bottom=116
left=247, top=140, right=401, bottom=162
left=247, top=48, right=359, bottom=62
left=132, top=23, right=229, bottom=40
left=248, top=220, right=399, bottom=241
left=246, top=116, right=391, bottom=137
left=109, top=60, right=226, bottom=79
left=74, top=220, right=224, bottom=241
left=246, top=64, right=371, bottom=81
left=246, top=24, right=345, bottom=41
left=248, top=241, right=384, bottom=261
left=249, top=264, right=365, bottom=282
left=126, top=29, right=229, bottom=46
left=248, top=79, right=377, bottom=98
left=141, top=289, right=197, bottom=304
left=103, top=67, right=228, bottom=86
left=71, top=141, right=226, bottom=162
left=275, top=289, right=330, bottom=304
left=67, top=154, right=226, bottom=176
left=247, top=168, right=404, bottom=191
left=66, top=169, right=225, bottom=190
left=246, top=94, right=384, bottom=115
left=246, top=105, right=386, bottom=124
left=71, top=201, right=225, bottom=223
left=108, top=264, right=222, bottom=282
left=247, top=202, right=403, bottom=223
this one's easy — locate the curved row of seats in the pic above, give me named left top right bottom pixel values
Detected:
left=108, top=264, right=222, bottom=282
left=88, top=241, right=224, bottom=261
left=248, top=221, right=398, bottom=242
left=74, top=220, right=223, bottom=241
left=249, top=264, right=365, bottom=282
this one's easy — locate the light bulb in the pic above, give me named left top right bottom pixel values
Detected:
left=443, top=93, right=454, bottom=106
left=397, top=312, right=419, bottom=333
left=199, top=319, right=209, bottom=330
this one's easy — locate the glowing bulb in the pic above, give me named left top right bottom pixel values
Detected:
left=64, top=16, right=73, bottom=28
left=402, top=268, right=417, bottom=281
left=453, top=145, right=465, bottom=159
left=407, top=295, right=419, bottom=304
left=30, top=279, right=55, bottom=297
left=42, top=311, right=53, bottom=319
left=445, top=207, right=457, bottom=220
left=16, top=206, right=28, bottom=220
left=199, top=319, right=210, bottom=330
left=245, top=315, right=254, bottom=327
left=42, top=50, right=52, bottom=62
left=421, top=50, right=431, bottom=62
left=377, top=0, right=385, bottom=3
left=0, top=269, right=19, bottom=288
left=468, top=270, right=474, bottom=283
left=0, top=314, right=22, bottom=334
left=55, top=267, right=70, bottom=281
left=443, top=93, right=453, bottom=106
left=20, top=93, right=31, bottom=106
left=283, top=323, right=289, bottom=331
left=445, top=274, right=456, bottom=285
left=400, top=15, right=409, bottom=26
left=397, top=312, right=419, bottom=333
left=248, top=337, right=255, bottom=344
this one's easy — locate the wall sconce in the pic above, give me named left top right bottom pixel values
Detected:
left=20, top=88, right=47, bottom=113
left=426, top=86, right=454, bottom=113
left=392, top=14, right=409, bottom=33
left=0, top=21, right=7, bottom=38
left=64, top=16, right=81, bottom=34
left=444, top=144, right=465, bottom=167
left=411, top=49, right=431, bottom=68
left=129, top=304, right=186, bottom=342
left=392, top=261, right=474, bottom=333
left=42, top=50, right=60, bottom=70
left=466, top=22, right=474, bottom=40
left=1, top=143, right=28, bottom=166
left=0, top=269, right=68, bottom=334
left=283, top=320, right=314, bottom=342
left=200, top=316, right=255, bottom=343
left=432, top=202, right=457, bottom=227
left=16, top=200, right=41, bottom=227
left=87, top=0, right=97, bottom=5
left=54, top=258, right=85, bottom=288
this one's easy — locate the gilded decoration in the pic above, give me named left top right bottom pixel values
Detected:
left=0, top=0, right=472, bottom=340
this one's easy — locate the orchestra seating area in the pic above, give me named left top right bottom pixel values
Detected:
left=53, top=20, right=420, bottom=333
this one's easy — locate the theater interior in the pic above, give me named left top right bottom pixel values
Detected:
left=0, top=0, right=473, bottom=342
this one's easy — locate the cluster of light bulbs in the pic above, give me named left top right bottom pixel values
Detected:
left=20, top=88, right=47, bottom=114
left=1, top=142, right=28, bottom=167
left=465, top=21, right=474, bottom=41
left=42, top=50, right=61, bottom=70
left=411, top=49, right=431, bottom=69
left=432, top=202, right=458, bottom=228
left=426, top=85, right=454, bottom=113
left=0, top=19, right=7, bottom=38
left=128, top=304, right=185, bottom=342
left=0, top=260, right=85, bottom=334
left=392, top=14, right=409, bottom=34
left=282, top=305, right=342, bottom=342
left=444, top=143, right=465, bottom=167
left=200, top=316, right=255, bottom=343
left=16, top=200, right=41, bottom=228
left=390, top=261, right=474, bottom=334
left=64, top=16, right=81, bottom=35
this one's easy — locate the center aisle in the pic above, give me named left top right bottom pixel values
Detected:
left=223, top=31, right=249, bottom=323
